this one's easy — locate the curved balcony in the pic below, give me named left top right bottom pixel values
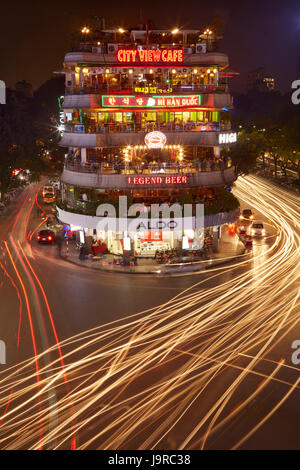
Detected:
left=65, top=158, right=232, bottom=175
left=61, top=164, right=236, bottom=190
left=59, top=122, right=230, bottom=148
left=64, top=51, right=229, bottom=68
left=65, top=84, right=229, bottom=96
left=62, top=91, right=232, bottom=110
left=64, top=121, right=223, bottom=134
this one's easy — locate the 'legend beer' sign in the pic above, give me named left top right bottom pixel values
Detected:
left=128, top=176, right=188, bottom=185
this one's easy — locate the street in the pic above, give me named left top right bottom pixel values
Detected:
left=0, top=175, right=299, bottom=449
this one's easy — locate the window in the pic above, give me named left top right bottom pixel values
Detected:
left=145, top=112, right=156, bottom=121
left=212, top=111, right=219, bottom=122
left=197, top=111, right=204, bottom=121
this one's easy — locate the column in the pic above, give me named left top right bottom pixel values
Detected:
left=81, top=148, right=87, bottom=164
left=212, top=226, right=220, bottom=253
left=213, top=146, right=220, bottom=158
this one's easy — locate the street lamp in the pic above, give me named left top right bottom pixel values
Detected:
left=171, top=28, right=179, bottom=34
left=203, top=28, right=213, bottom=37
left=81, top=26, right=90, bottom=42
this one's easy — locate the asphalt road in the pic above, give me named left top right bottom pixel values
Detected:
left=0, top=175, right=299, bottom=450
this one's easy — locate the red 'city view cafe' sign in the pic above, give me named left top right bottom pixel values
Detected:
left=117, top=48, right=184, bottom=64
left=128, top=176, right=188, bottom=185
left=102, top=95, right=201, bottom=108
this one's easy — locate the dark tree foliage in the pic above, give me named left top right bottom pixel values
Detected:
left=223, top=130, right=265, bottom=175
left=0, top=77, right=65, bottom=198
left=231, top=88, right=300, bottom=182
left=0, top=89, right=37, bottom=197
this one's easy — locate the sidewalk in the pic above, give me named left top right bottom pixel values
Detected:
left=59, top=230, right=247, bottom=276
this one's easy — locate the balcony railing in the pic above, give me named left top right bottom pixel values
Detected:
left=65, top=158, right=232, bottom=175
left=64, top=121, right=230, bottom=134
left=65, top=84, right=229, bottom=95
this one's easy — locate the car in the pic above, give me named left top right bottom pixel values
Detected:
left=239, top=209, right=254, bottom=221
left=37, top=230, right=56, bottom=244
left=42, top=185, right=55, bottom=198
left=250, top=221, right=266, bottom=237
left=43, top=193, right=55, bottom=204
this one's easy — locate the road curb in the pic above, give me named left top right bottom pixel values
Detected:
left=59, top=249, right=250, bottom=276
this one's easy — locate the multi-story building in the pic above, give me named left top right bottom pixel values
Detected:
left=57, top=27, right=239, bottom=257
left=247, top=67, right=275, bottom=92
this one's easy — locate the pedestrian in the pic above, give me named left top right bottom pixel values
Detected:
left=56, top=234, right=62, bottom=256
left=79, top=246, right=85, bottom=260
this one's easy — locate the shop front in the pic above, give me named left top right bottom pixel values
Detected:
left=134, top=230, right=174, bottom=256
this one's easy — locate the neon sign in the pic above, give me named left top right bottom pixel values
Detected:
left=128, top=176, right=188, bottom=185
left=117, top=49, right=183, bottom=63
left=144, top=131, right=167, bottom=149
left=102, top=95, right=201, bottom=108
left=134, top=86, right=173, bottom=94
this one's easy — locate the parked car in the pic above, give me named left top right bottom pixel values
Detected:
left=250, top=221, right=266, bottom=237
left=37, top=230, right=56, bottom=244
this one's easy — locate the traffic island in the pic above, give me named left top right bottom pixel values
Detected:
left=59, top=230, right=247, bottom=276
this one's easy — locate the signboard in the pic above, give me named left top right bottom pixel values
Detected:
left=79, top=230, right=85, bottom=244
left=128, top=176, right=188, bottom=185
left=144, top=131, right=167, bottom=149
left=117, top=49, right=183, bottom=64
left=218, top=132, right=237, bottom=144
left=134, top=86, right=173, bottom=94
left=142, top=232, right=163, bottom=242
left=58, top=95, right=65, bottom=135
left=102, top=95, right=201, bottom=108
left=64, top=231, right=73, bottom=239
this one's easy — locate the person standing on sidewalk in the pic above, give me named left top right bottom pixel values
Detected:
left=56, top=233, right=62, bottom=256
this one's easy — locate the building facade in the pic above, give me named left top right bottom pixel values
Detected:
left=57, top=27, right=239, bottom=256
left=247, top=67, right=275, bottom=92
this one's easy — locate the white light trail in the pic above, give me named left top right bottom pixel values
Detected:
left=0, top=175, right=299, bottom=450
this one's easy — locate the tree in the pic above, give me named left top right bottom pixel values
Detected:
left=223, top=130, right=265, bottom=175
left=0, top=79, right=65, bottom=200
left=0, top=89, right=37, bottom=199
left=281, top=115, right=300, bottom=184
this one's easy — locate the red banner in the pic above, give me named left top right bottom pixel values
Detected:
left=142, top=232, right=163, bottom=242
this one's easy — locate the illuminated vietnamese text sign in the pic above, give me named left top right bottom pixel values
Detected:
left=128, top=176, right=188, bottom=185
left=134, top=86, right=173, bottom=94
left=117, top=49, right=183, bottom=63
left=102, top=95, right=201, bottom=108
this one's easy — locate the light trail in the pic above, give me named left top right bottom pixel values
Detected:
left=0, top=175, right=298, bottom=449
left=0, top=185, right=77, bottom=449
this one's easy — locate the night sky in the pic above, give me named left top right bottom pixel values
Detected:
left=1, top=0, right=300, bottom=93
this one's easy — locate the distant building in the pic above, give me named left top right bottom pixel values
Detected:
left=247, top=67, right=275, bottom=92
left=15, top=80, right=33, bottom=98
left=262, top=76, right=275, bottom=91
